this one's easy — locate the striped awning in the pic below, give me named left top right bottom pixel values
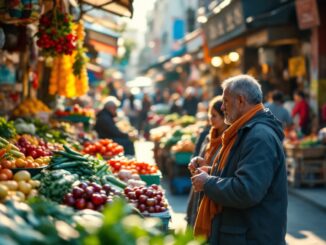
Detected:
left=79, top=0, right=133, bottom=18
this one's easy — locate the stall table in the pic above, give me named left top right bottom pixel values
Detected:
left=285, top=144, right=326, bottom=187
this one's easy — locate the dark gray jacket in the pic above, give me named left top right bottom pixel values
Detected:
left=94, top=109, right=128, bottom=139
left=204, top=109, right=287, bottom=245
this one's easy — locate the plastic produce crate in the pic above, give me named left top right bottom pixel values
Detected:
left=170, top=176, right=192, bottom=195
left=173, top=152, right=192, bottom=165
left=60, top=115, right=91, bottom=123
left=139, top=171, right=162, bottom=186
left=146, top=210, right=171, bottom=232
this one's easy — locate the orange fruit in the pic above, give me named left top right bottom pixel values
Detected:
left=0, top=169, right=13, bottom=180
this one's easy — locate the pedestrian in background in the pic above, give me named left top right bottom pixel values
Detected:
left=265, top=90, right=292, bottom=128
left=292, top=90, right=310, bottom=135
left=138, top=93, right=151, bottom=139
left=187, top=96, right=228, bottom=227
left=122, top=92, right=138, bottom=128
left=94, top=96, right=135, bottom=155
left=191, top=75, right=287, bottom=245
left=169, top=93, right=183, bottom=115
left=182, top=87, right=199, bottom=116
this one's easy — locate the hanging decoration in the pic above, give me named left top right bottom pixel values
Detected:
left=36, top=8, right=77, bottom=56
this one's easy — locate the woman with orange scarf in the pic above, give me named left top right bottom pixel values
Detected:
left=186, top=96, right=228, bottom=227
left=191, top=75, right=287, bottom=245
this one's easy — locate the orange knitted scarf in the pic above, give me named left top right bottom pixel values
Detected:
left=204, top=127, right=222, bottom=165
left=194, top=103, right=264, bottom=238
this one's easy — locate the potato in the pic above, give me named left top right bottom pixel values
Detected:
left=14, top=170, right=31, bottom=182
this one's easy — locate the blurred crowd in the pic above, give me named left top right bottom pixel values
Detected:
left=60, top=78, right=326, bottom=147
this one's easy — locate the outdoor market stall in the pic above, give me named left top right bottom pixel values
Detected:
left=149, top=113, right=206, bottom=194
left=284, top=133, right=326, bottom=187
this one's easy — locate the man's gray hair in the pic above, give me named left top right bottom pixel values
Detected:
left=103, top=96, right=121, bottom=109
left=221, top=75, right=263, bottom=104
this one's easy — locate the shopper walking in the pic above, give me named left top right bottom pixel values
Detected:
left=191, top=75, right=287, bottom=245
left=186, top=96, right=227, bottom=227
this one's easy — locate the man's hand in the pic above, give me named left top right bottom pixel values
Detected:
left=188, top=156, right=207, bottom=175
left=191, top=168, right=209, bottom=192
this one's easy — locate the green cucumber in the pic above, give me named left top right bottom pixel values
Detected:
left=96, top=165, right=109, bottom=177
left=102, top=175, right=127, bottom=189
left=54, top=151, right=88, bottom=161
left=63, top=145, right=83, bottom=156
left=51, top=161, right=89, bottom=170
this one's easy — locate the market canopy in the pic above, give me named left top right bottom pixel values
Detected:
left=79, top=0, right=133, bottom=18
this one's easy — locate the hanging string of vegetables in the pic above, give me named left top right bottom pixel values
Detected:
left=36, top=8, right=77, bottom=56
left=39, top=7, right=89, bottom=98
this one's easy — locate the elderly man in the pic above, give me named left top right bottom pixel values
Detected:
left=94, top=96, right=135, bottom=155
left=190, top=75, right=287, bottom=245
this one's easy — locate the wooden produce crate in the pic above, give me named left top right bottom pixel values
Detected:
left=284, top=144, right=326, bottom=159
left=285, top=144, right=326, bottom=187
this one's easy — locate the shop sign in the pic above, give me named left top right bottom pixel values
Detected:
left=204, top=0, right=245, bottom=48
left=288, top=56, right=306, bottom=77
left=88, top=30, right=117, bottom=47
left=295, top=0, right=320, bottom=30
left=185, top=31, right=203, bottom=53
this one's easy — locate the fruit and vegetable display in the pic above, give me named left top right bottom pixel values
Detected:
left=14, top=118, right=36, bottom=135
left=124, top=184, right=168, bottom=214
left=63, top=181, right=121, bottom=211
left=107, top=158, right=159, bottom=175
left=0, top=170, right=39, bottom=201
left=33, top=119, right=77, bottom=144
left=0, top=117, right=17, bottom=139
left=160, top=126, right=197, bottom=149
left=47, top=145, right=109, bottom=179
left=55, top=104, right=95, bottom=118
left=0, top=136, right=24, bottom=159
left=0, top=198, right=88, bottom=244
left=15, top=135, right=54, bottom=158
left=284, top=128, right=321, bottom=148
left=36, top=169, right=78, bottom=203
left=0, top=197, right=204, bottom=245
left=12, top=98, right=51, bottom=117
left=171, top=137, right=196, bottom=153
left=83, top=139, right=124, bottom=158
left=148, top=113, right=196, bottom=128
left=0, top=111, right=207, bottom=242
